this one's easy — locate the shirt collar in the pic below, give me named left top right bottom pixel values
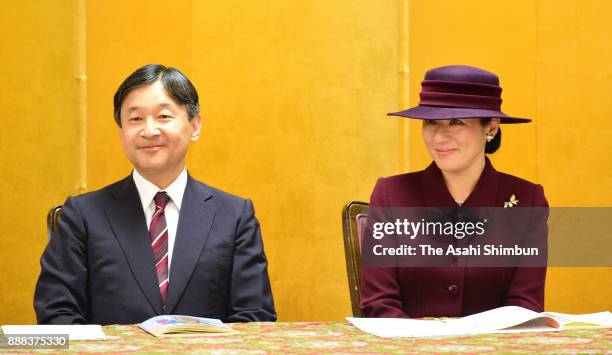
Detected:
left=132, top=168, right=188, bottom=211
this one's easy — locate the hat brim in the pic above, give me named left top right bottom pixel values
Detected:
left=387, top=105, right=531, bottom=124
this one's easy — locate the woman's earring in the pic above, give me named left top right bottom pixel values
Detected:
left=486, top=134, right=494, bottom=143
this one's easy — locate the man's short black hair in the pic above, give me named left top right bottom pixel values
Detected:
left=113, top=64, right=200, bottom=126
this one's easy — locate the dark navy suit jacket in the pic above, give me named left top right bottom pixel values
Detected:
left=360, top=157, right=548, bottom=318
left=34, top=174, right=276, bottom=324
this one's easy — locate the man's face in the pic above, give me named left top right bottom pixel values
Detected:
left=119, top=80, right=201, bottom=183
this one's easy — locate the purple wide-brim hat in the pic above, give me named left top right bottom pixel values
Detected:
left=388, top=65, right=531, bottom=124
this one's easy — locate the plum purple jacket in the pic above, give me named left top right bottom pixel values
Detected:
left=360, top=157, right=548, bottom=318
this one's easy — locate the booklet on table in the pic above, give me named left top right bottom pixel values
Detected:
left=138, top=315, right=235, bottom=337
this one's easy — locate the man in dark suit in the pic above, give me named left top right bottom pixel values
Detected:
left=34, top=64, right=276, bottom=324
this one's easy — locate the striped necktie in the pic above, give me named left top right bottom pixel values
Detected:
left=150, top=192, right=170, bottom=307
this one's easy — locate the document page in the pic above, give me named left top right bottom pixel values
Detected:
left=447, top=306, right=545, bottom=331
left=348, top=307, right=612, bottom=338
left=346, top=317, right=478, bottom=338
left=540, top=311, right=612, bottom=328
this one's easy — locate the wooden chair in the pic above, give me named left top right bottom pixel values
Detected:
left=342, top=201, right=369, bottom=317
left=47, top=205, right=63, bottom=240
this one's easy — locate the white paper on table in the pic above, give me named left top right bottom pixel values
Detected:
left=447, top=306, right=542, bottom=331
left=541, top=311, right=612, bottom=327
left=447, top=307, right=612, bottom=332
left=348, top=307, right=612, bottom=338
left=1, top=325, right=107, bottom=340
left=346, top=317, right=478, bottom=338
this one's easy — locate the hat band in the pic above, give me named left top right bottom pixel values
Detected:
left=421, top=80, right=502, bottom=96
left=420, top=92, right=502, bottom=110
left=419, top=79, right=503, bottom=110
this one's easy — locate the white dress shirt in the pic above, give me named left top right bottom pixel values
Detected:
left=132, top=168, right=188, bottom=275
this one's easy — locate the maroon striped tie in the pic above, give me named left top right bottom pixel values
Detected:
left=150, top=192, right=170, bottom=307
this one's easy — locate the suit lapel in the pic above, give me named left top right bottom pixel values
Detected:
left=421, top=157, right=499, bottom=207
left=105, top=176, right=163, bottom=314
left=422, top=161, right=456, bottom=207
left=462, top=157, right=499, bottom=207
left=165, top=175, right=215, bottom=313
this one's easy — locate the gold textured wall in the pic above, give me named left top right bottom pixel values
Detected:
left=188, top=1, right=400, bottom=320
left=1, top=0, right=610, bottom=324
left=0, top=1, right=78, bottom=323
left=405, top=0, right=612, bottom=312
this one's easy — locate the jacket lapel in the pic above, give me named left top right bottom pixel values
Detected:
left=105, top=176, right=163, bottom=314
left=165, top=175, right=215, bottom=314
left=421, top=161, right=456, bottom=207
left=421, top=157, right=499, bottom=207
left=462, top=157, right=499, bottom=207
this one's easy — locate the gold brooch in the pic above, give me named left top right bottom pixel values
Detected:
left=504, top=194, right=519, bottom=208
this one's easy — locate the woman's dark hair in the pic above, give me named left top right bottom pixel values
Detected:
left=113, top=64, right=200, bottom=126
left=480, top=118, right=501, bottom=154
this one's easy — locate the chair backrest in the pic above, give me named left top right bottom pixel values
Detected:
left=47, top=205, right=63, bottom=241
left=342, top=200, right=369, bottom=317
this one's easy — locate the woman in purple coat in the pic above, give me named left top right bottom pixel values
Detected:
left=360, top=65, right=548, bottom=318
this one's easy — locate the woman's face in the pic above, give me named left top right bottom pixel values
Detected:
left=421, top=118, right=498, bottom=174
